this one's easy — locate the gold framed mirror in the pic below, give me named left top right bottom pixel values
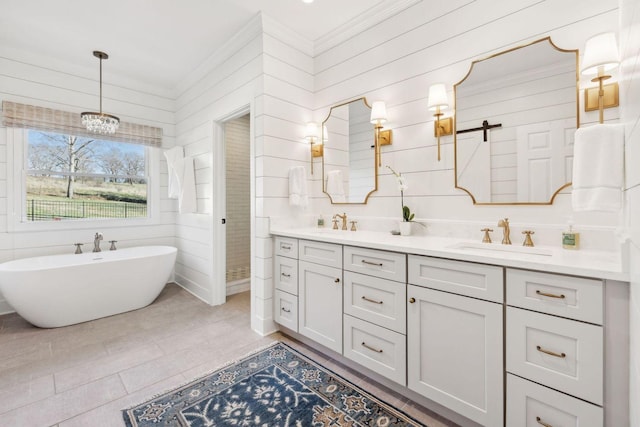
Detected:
left=454, top=37, right=579, bottom=205
left=321, top=97, right=378, bottom=204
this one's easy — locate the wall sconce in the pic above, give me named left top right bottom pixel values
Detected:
left=369, top=101, right=393, bottom=167
left=581, top=32, right=620, bottom=124
left=428, top=83, right=452, bottom=161
left=305, top=122, right=323, bottom=174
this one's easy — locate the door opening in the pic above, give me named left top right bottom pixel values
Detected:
left=223, top=114, right=251, bottom=295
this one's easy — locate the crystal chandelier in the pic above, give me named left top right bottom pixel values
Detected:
left=81, top=51, right=120, bottom=134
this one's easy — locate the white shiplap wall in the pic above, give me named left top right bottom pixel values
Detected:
left=0, top=51, right=176, bottom=314
left=620, top=0, right=640, bottom=424
left=173, top=15, right=263, bottom=306
left=309, top=0, right=621, bottom=239
left=254, top=15, right=315, bottom=334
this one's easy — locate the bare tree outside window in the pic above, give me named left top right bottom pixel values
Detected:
left=26, top=130, right=147, bottom=221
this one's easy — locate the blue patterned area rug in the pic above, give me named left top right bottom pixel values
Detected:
left=123, top=341, right=425, bottom=426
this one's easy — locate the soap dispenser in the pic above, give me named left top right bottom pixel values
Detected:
left=562, top=218, right=580, bottom=250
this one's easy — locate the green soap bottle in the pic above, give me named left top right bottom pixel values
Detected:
left=562, top=220, right=580, bottom=250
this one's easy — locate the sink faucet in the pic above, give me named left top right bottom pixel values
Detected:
left=333, top=213, right=347, bottom=230
left=93, top=232, right=103, bottom=252
left=497, top=218, right=511, bottom=245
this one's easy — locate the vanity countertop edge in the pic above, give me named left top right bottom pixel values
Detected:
left=269, top=227, right=629, bottom=282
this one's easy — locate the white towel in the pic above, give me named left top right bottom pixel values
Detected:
left=326, top=170, right=346, bottom=203
left=288, top=166, right=308, bottom=207
left=572, top=124, right=624, bottom=212
left=163, top=146, right=184, bottom=199
left=177, top=157, right=197, bottom=214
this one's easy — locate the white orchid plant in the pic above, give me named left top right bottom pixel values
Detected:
left=386, top=165, right=415, bottom=222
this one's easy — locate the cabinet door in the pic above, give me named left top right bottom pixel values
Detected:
left=407, top=285, right=504, bottom=427
left=299, top=260, right=343, bottom=353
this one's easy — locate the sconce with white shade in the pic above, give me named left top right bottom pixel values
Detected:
left=369, top=101, right=393, bottom=167
left=305, top=122, right=323, bottom=174
left=581, top=32, right=620, bottom=124
left=428, top=83, right=453, bottom=161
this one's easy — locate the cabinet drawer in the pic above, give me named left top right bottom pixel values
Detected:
left=507, top=374, right=603, bottom=427
left=344, top=246, right=406, bottom=283
left=274, top=290, right=298, bottom=332
left=344, top=314, right=406, bottom=386
left=507, top=269, right=603, bottom=324
left=507, top=307, right=603, bottom=405
left=343, top=271, right=406, bottom=334
left=274, top=236, right=298, bottom=258
left=408, top=255, right=503, bottom=303
left=274, top=256, right=298, bottom=295
left=299, top=240, right=342, bottom=269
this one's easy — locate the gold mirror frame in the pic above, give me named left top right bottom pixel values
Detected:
left=453, top=37, right=579, bottom=205
left=321, top=97, right=378, bottom=204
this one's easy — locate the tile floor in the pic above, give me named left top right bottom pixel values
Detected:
left=0, top=283, right=458, bottom=427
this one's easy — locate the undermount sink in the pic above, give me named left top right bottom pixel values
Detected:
left=448, top=241, right=553, bottom=257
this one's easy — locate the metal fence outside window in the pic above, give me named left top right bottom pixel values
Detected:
left=27, top=199, right=147, bottom=221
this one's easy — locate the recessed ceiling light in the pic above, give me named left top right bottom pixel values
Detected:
left=302, top=0, right=314, bottom=3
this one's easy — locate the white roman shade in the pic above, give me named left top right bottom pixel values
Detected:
left=1, top=101, right=162, bottom=147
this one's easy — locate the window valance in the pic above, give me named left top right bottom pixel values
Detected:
left=1, top=101, right=162, bottom=147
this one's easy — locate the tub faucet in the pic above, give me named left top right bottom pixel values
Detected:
left=73, top=243, right=84, bottom=254
left=93, top=232, right=103, bottom=252
left=497, top=218, right=511, bottom=245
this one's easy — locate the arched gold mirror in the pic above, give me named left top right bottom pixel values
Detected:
left=454, top=37, right=578, bottom=204
left=321, top=97, right=378, bottom=204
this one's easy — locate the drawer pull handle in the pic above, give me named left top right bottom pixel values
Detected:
left=281, top=273, right=291, bottom=278
left=335, top=278, right=341, bottom=283
left=536, top=345, right=566, bottom=358
left=361, top=342, right=383, bottom=353
left=409, top=297, right=416, bottom=303
left=281, top=307, right=291, bottom=313
left=361, top=296, right=383, bottom=305
left=361, top=260, right=383, bottom=267
left=536, top=290, right=566, bottom=299
left=536, top=416, right=553, bottom=427
left=281, top=244, right=291, bottom=250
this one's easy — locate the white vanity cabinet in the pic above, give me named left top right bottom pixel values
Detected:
left=342, top=246, right=407, bottom=385
left=407, top=255, right=504, bottom=427
left=273, top=237, right=299, bottom=332
left=270, top=230, right=628, bottom=427
left=298, top=240, right=343, bottom=354
left=506, top=269, right=605, bottom=425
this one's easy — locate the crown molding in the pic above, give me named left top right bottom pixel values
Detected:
left=314, top=0, right=421, bottom=56
left=262, top=14, right=314, bottom=58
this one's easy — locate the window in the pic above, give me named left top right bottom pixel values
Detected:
left=24, top=130, right=148, bottom=222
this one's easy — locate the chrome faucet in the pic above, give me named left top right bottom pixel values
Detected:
left=497, top=218, right=511, bottom=245
left=93, top=232, right=103, bottom=252
left=333, top=213, right=347, bottom=230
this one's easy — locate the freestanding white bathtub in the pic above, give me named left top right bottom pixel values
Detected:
left=0, top=246, right=177, bottom=328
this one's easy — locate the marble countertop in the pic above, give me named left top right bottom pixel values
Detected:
left=269, top=227, right=629, bottom=282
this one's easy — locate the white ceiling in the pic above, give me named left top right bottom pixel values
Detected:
left=0, top=0, right=388, bottom=91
